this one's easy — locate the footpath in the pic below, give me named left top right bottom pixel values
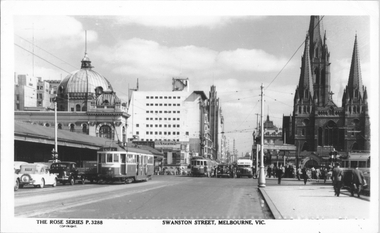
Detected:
left=258, top=178, right=372, bottom=220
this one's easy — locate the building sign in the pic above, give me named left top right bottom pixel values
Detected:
left=155, top=141, right=182, bottom=150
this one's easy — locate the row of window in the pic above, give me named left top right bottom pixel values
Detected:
left=145, top=117, right=180, bottom=121
left=145, top=103, right=180, bottom=107
left=141, top=139, right=180, bottom=142
left=146, top=96, right=181, bottom=99
left=99, top=153, right=154, bottom=164
left=141, top=131, right=181, bottom=135
left=144, top=124, right=181, bottom=128
left=144, top=109, right=181, bottom=114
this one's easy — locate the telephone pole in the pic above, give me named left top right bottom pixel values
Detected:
left=258, top=84, right=266, bottom=187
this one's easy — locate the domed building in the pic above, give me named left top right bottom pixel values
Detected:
left=15, top=53, right=129, bottom=145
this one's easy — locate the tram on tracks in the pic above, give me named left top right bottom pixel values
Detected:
left=96, top=144, right=154, bottom=183
left=190, top=156, right=217, bottom=177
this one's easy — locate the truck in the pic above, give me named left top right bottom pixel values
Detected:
left=50, top=161, right=97, bottom=185
left=235, top=158, right=253, bottom=178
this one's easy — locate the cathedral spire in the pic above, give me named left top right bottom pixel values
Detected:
left=298, top=34, right=314, bottom=99
left=308, top=16, right=323, bottom=59
left=347, top=34, right=364, bottom=99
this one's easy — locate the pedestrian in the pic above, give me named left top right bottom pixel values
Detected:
left=302, top=167, right=307, bottom=185
left=297, top=167, right=301, bottom=181
left=323, top=168, right=328, bottom=183
left=267, top=166, right=272, bottom=178
left=276, top=165, right=283, bottom=184
left=316, top=168, right=321, bottom=183
left=350, top=167, right=366, bottom=198
left=332, top=162, right=344, bottom=197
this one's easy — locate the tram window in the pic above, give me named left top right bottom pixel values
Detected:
left=204, top=161, right=207, bottom=166
left=100, top=154, right=106, bottom=163
left=358, top=161, right=366, bottom=168
left=114, top=154, right=119, bottom=163
left=121, top=154, right=126, bottom=163
left=350, top=161, right=358, bottom=168
left=107, top=153, right=113, bottom=163
left=148, top=156, right=153, bottom=164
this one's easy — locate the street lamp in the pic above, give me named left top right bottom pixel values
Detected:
left=53, top=96, right=58, bottom=161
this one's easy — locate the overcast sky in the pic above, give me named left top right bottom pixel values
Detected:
left=5, top=1, right=378, bottom=155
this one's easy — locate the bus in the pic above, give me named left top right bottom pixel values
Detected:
left=235, top=158, right=253, bottom=178
left=97, top=144, right=154, bottom=183
left=190, top=156, right=216, bottom=177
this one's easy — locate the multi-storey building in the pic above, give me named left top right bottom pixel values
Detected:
left=127, top=77, right=213, bottom=166
left=283, top=16, right=370, bottom=168
left=14, top=73, right=38, bottom=111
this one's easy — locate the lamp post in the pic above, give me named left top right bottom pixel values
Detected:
left=258, top=84, right=266, bottom=187
left=53, top=97, right=58, bottom=161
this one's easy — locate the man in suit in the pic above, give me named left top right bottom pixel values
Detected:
left=332, top=162, right=344, bottom=197
left=351, top=167, right=365, bottom=198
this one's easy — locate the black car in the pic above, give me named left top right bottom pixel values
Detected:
left=50, top=162, right=85, bottom=185
left=216, top=164, right=231, bottom=178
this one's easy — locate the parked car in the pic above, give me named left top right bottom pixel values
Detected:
left=19, top=163, right=57, bottom=188
left=50, top=161, right=90, bottom=185
left=14, top=161, right=29, bottom=191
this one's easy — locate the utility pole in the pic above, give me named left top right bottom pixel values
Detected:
left=258, top=84, right=266, bottom=187
left=255, top=113, right=259, bottom=177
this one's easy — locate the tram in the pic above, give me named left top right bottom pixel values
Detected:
left=190, top=156, right=216, bottom=177
left=96, top=144, right=154, bottom=183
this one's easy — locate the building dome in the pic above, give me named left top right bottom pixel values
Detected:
left=58, top=54, right=113, bottom=97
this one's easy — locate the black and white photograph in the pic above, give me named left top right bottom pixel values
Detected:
left=1, top=1, right=379, bottom=233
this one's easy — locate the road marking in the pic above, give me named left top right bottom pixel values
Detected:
left=16, top=183, right=176, bottom=218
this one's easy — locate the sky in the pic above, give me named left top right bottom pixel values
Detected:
left=5, top=1, right=378, bottom=156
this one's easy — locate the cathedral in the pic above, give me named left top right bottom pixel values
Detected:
left=283, top=16, right=370, bottom=166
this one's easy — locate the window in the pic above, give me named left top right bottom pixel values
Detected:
left=107, top=153, right=113, bottom=163
left=186, top=132, right=189, bottom=136
left=146, top=96, right=149, bottom=99
left=136, top=124, right=139, bottom=127
left=114, top=154, right=119, bottom=162
left=58, top=123, right=62, bottom=129
left=82, top=124, right=88, bottom=133
left=146, top=103, right=149, bottom=106
left=99, top=125, right=112, bottom=139
left=147, top=124, right=150, bottom=127
left=146, top=111, right=149, bottom=113
left=146, top=118, right=149, bottom=120
left=136, top=131, right=139, bottom=135
left=70, top=124, right=75, bottom=132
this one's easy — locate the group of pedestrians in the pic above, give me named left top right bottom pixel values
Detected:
left=331, top=162, right=366, bottom=198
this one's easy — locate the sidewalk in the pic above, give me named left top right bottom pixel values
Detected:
left=258, top=178, right=371, bottom=219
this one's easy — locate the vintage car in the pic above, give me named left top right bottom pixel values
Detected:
left=19, top=163, right=57, bottom=188
left=216, top=164, right=231, bottom=178
left=50, top=161, right=86, bottom=185
left=14, top=161, right=29, bottom=191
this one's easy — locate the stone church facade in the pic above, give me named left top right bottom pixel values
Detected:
left=283, top=16, right=370, bottom=166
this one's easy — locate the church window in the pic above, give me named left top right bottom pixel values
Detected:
left=103, top=100, right=109, bottom=105
left=99, top=125, right=112, bottom=139
left=303, top=106, right=307, bottom=114
left=318, top=127, right=323, bottom=146
left=299, top=106, right=302, bottom=114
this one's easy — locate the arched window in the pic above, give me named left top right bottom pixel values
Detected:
left=76, top=104, right=81, bottom=111
left=99, top=125, right=112, bottom=139
left=70, top=123, right=75, bottom=132
left=324, top=121, right=338, bottom=146
left=82, top=124, right=88, bottom=134
left=58, top=123, right=62, bottom=129
left=351, top=142, right=359, bottom=151
left=45, top=123, right=50, bottom=127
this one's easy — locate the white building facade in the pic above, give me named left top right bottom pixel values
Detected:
left=127, top=78, right=212, bottom=166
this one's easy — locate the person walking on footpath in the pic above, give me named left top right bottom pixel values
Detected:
left=302, top=167, right=308, bottom=185
left=276, top=165, right=284, bottom=184
left=351, top=167, right=366, bottom=198
left=297, top=167, right=301, bottom=181
left=332, top=162, right=344, bottom=197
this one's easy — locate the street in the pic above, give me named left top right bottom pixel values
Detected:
left=15, top=175, right=273, bottom=219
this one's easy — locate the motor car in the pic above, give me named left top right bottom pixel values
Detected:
left=216, top=164, right=231, bottom=178
left=50, top=161, right=85, bottom=185
left=14, top=161, right=29, bottom=191
left=19, top=163, right=57, bottom=188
